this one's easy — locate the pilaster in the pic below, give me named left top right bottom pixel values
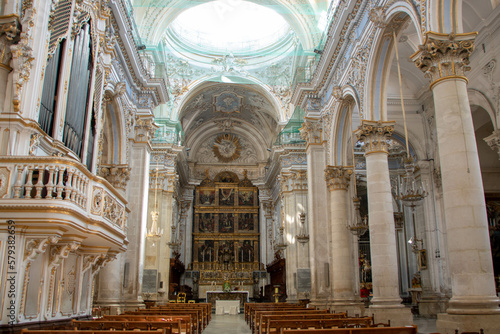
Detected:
left=412, top=31, right=500, bottom=333
left=325, top=166, right=364, bottom=315
left=300, top=117, right=330, bottom=307
left=355, top=120, right=413, bottom=326
left=279, top=169, right=308, bottom=302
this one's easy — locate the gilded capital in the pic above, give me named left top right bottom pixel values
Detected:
left=299, top=118, right=323, bottom=145
left=411, top=31, right=477, bottom=89
left=279, top=170, right=307, bottom=193
left=325, top=166, right=353, bottom=191
left=134, top=115, right=158, bottom=144
left=354, top=120, right=395, bottom=155
left=99, top=164, right=131, bottom=190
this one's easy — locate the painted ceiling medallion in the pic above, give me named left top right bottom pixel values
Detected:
left=213, top=91, right=242, bottom=113
left=213, top=133, right=242, bottom=162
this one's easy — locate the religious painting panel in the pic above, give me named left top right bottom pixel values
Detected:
left=198, top=213, right=215, bottom=233
left=238, top=189, right=254, bottom=206
left=218, top=213, right=234, bottom=233
left=238, top=213, right=255, bottom=232
left=238, top=240, right=255, bottom=262
left=198, top=189, right=215, bottom=206
left=219, top=188, right=235, bottom=206
left=198, top=240, right=215, bottom=263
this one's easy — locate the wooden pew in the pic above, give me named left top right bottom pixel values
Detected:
left=126, top=309, right=203, bottom=331
left=155, top=302, right=211, bottom=324
left=246, top=303, right=306, bottom=324
left=253, top=309, right=329, bottom=334
left=260, top=314, right=351, bottom=334
left=266, top=318, right=374, bottom=334
left=72, top=320, right=181, bottom=333
left=21, top=330, right=169, bottom=334
left=102, top=315, right=192, bottom=334
left=149, top=305, right=209, bottom=328
left=281, top=325, right=418, bottom=334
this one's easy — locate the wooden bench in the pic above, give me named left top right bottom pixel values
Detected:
left=128, top=309, right=204, bottom=330
left=102, top=315, right=192, bottom=334
left=21, top=330, right=169, bottom=334
left=267, top=318, right=374, bottom=334
left=72, top=320, right=181, bottom=333
left=261, top=314, right=352, bottom=334
left=246, top=304, right=306, bottom=323
left=281, top=325, right=418, bottom=334
left=253, top=309, right=328, bottom=334
left=154, top=303, right=211, bottom=324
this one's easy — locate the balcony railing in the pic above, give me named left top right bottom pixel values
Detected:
left=0, top=156, right=128, bottom=233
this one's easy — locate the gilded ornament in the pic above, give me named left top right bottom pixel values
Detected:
left=212, top=134, right=242, bottom=162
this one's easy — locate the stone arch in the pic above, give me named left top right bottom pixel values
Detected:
left=364, top=5, right=422, bottom=122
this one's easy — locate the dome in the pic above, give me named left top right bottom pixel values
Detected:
left=168, top=0, right=292, bottom=55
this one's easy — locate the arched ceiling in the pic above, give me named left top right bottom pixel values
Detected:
left=180, top=83, right=279, bottom=166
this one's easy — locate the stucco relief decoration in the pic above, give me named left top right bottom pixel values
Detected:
left=214, top=118, right=240, bottom=132
left=369, top=6, right=387, bottom=28
left=213, top=133, right=242, bottom=162
left=8, top=10, right=32, bottom=112
left=213, top=91, right=243, bottom=113
left=0, top=166, right=10, bottom=198
left=91, top=186, right=104, bottom=215
left=211, top=53, right=247, bottom=74
left=66, top=267, right=76, bottom=296
left=49, top=242, right=80, bottom=267
left=281, top=154, right=307, bottom=168
left=103, top=193, right=125, bottom=228
left=24, top=236, right=61, bottom=262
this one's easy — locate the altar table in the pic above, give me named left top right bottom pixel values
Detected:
left=206, top=291, right=249, bottom=309
left=215, top=300, right=240, bottom=314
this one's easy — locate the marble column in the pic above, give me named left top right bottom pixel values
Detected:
left=325, top=166, right=364, bottom=316
left=355, top=120, right=413, bottom=326
left=300, top=118, right=330, bottom=308
left=412, top=32, right=500, bottom=333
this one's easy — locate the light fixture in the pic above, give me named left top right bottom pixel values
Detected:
left=347, top=104, right=369, bottom=236
left=393, top=29, right=428, bottom=255
left=267, top=148, right=272, bottom=152
left=185, top=148, right=191, bottom=151
left=393, top=28, right=427, bottom=207
left=147, top=165, right=163, bottom=240
left=408, top=236, right=423, bottom=254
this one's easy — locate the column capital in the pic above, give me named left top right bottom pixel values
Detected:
left=279, top=169, right=307, bottom=193
left=325, top=166, right=352, bottom=191
left=484, top=129, right=500, bottom=160
left=354, top=120, right=395, bottom=155
left=299, top=117, right=324, bottom=146
left=411, top=31, right=477, bottom=89
left=134, top=115, right=158, bottom=145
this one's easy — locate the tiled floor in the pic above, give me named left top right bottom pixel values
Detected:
left=203, top=314, right=438, bottom=334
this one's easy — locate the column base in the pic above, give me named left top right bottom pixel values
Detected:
left=329, top=301, right=365, bottom=317
left=446, top=296, right=500, bottom=314
left=368, top=306, right=413, bottom=327
left=436, top=313, right=500, bottom=334
left=308, top=298, right=329, bottom=309
left=418, top=294, right=449, bottom=317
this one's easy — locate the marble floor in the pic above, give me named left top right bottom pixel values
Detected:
left=202, top=314, right=438, bottom=334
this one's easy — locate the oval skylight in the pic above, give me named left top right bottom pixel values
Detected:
left=170, top=0, right=291, bottom=53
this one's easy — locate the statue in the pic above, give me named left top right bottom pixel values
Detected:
left=0, top=22, right=19, bottom=69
